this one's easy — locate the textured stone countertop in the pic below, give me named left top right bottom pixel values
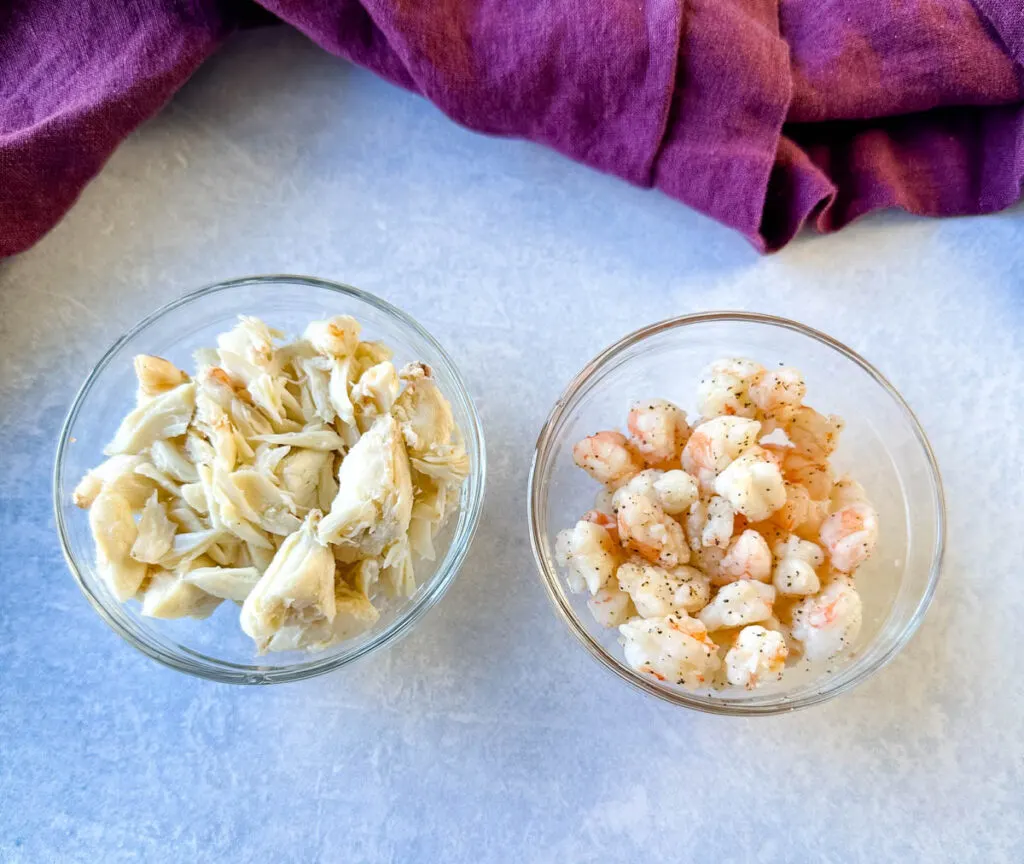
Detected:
left=1, top=26, right=1021, bottom=864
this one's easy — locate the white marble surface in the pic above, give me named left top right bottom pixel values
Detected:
left=2, top=26, right=1023, bottom=864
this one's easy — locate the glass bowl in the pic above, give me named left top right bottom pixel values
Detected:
left=528, top=312, right=944, bottom=715
left=54, top=275, right=486, bottom=684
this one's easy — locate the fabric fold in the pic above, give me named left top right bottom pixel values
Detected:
left=2, top=0, right=1024, bottom=258
left=0, top=1, right=231, bottom=257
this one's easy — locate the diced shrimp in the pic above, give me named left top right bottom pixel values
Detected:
left=619, top=614, right=721, bottom=689
left=626, top=399, right=691, bottom=467
left=572, top=431, right=642, bottom=488
left=587, top=579, right=634, bottom=628
left=749, top=367, right=806, bottom=414
left=717, top=529, right=772, bottom=585
left=771, top=534, right=825, bottom=596
left=713, top=446, right=787, bottom=522
left=725, top=625, right=789, bottom=688
left=781, top=450, right=834, bottom=502
left=555, top=520, right=620, bottom=595
left=820, top=502, right=878, bottom=572
left=582, top=509, right=619, bottom=545
left=697, top=580, right=775, bottom=632
left=653, top=470, right=700, bottom=515
left=613, top=491, right=689, bottom=568
left=770, top=482, right=816, bottom=532
left=701, top=496, right=735, bottom=549
left=784, top=406, right=844, bottom=461
left=681, top=416, right=761, bottom=491
left=616, top=560, right=711, bottom=617
left=696, top=358, right=765, bottom=419
left=830, top=475, right=869, bottom=511
left=685, top=499, right=706, bottom=552
left=790, top=578, right=863, bottom=660
left=691, top=544, right=725, bottom=582
left=620, top=468, right=699, bottom=516
left=619, top=469, right=658, bottom=502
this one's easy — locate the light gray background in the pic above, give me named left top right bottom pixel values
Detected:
left=2, top=27, right=1021, bottom=864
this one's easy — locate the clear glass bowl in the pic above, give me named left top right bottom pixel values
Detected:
left=528, top=312, right=944, bottom=715
left=54, top=275, right=486, bottom=684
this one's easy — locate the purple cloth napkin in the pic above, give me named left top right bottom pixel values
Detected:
left=2, top=0, right=1023, bottom=257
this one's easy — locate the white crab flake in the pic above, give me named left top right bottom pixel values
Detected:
left=76, top=315, right=468, bottom=654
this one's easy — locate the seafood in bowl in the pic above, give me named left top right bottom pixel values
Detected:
left=555, top=357, right=878, bottom=691
left=73, top=314, right=468, bottom=655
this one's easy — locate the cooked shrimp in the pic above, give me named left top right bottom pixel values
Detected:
left=783, top=406, right=844, bottom=461
left=696, top=358, right=764, bottom=419
left=690, top=544, right=725, bottom=583
left=697, top=580, right=775, bottom=631
left=725, top=625, right=789, bottom=688
left=820, top=502, right=878, bottom=572
left=780, top=450, right=834, bottom=502
left=830, top=475, right=868, bottom=511
left=582, top=509, right=619, bottom=545
left=770, top=482, right=819, bottom=532
left=701, top=495, right=735, bottom=549
left=749, top=367, right=805, bottom=414
left=653, top=470, right=700, bottom=515
left=586, top=579, right=634, bottom=628
left=713, top=446, right=787, bottom=522
left=616, top=560, right=711, bottom=616
left=626, top=399, right=690, bottom=467
left=619, top=614, right=720, bottom=689
left=685, top=499, right=706, bottom=551
left=620, top=468, right=699, bottom=516
left=613, top=491, right=689, bottom=568
left=771, top=534, right=825, bottom=596
left=717, top=529, right=772, bottom=585
left=554, top=519, right=620, bottom=595
left=572, top=431, right=642, bottom=488
left=681, top=416, right=761, bottom=491
left=790, top=578, right=863, bottom=660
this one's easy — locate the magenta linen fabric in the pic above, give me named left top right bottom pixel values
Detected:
left=2, top=0, right=1023, bottom=257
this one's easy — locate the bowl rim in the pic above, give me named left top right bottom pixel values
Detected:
left=54, top=273, right=487, bottom=684
left=527, top=310, right=946, bottom=715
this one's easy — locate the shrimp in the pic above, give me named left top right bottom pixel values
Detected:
left=701, top=496, right=735, bottom=549
left=769, top=482, right=826, bottom=534
left=780, top=450, right=834, bottom=502
left=619, top=614, right=721, bottom=689
left=616, top=560, right=711, bottom=616
left=830, top=475, right=869, bottom=511
left=613, top=491, right=689, bottom=568
left=696, top=358, right=765, bottom=419
left=582, top=509, right=619, bottom=545
left=713, top=446, right=787, bottom=522
left=626, top=399, right=691, bottom=467
left=771, top=534, right=824, bottom=596
left=783, top=406, right=844, bottom=461
left=717, top=529, right=772, bottom=585
left=572, top=431, right=642, bottom=488
left=681, top=416, right=761, bottom=491
left=620, top=468, right=699, bottom=516
left=690, top=544, right=725, bottom=582
left=697, top=580, right=775, bottom=632
left=748, top=367, right=806, bottom=414
left=653, top=470, right=700, bottom=515
left=820, top=502, right=878, bottom=572
left=724, top=625, right=789, bottom=688
left=586, top=579, right=634, bottom=628
left=555, top=519, right=620, bottom=595
left=790, top=578, right=863, bottom=660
